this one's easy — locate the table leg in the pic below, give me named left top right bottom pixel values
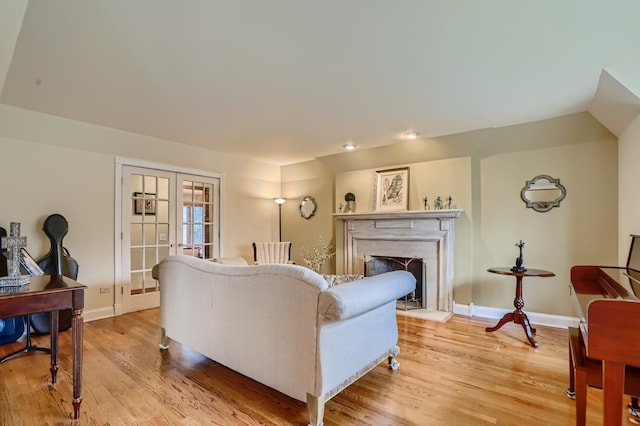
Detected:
left=485, top=275, right=538, bottom=348
left=72, top=308, right=83, bottom=420
left=49, top=310, right=59, bottom=384
left=485, top=312, right=514, bottom=332
left=517, top=313, right=538, bottom=348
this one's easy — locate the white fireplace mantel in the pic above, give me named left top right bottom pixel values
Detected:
left=334, top=209, right=462, bottom=312
left=334, top=210, right=463, bottom=221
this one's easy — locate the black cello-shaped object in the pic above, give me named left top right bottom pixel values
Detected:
left=31, top=214, right=79, bottom=334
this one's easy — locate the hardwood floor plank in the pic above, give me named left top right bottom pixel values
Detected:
left=0, top=309, right=625, bottom=425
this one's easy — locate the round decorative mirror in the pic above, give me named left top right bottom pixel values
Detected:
left=299, top=196, right=317, bottom=219
left=520, top=175, right=566, bottom=212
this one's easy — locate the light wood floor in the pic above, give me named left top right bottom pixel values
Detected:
left=0, top=309, right=625, bottom=425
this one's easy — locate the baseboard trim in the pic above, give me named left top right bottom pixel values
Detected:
left=83, top=303, right=578, bottom=329
left=83, top=306, right=115, bottom=323
left=453, top=302, right=579, bottom=329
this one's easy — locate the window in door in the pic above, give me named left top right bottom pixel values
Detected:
left=129, top=173, right=171, bottom=297
left=178, top=176, right=219, bottom=261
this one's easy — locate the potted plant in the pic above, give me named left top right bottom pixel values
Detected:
left=344, top=192, right=356, bottom=213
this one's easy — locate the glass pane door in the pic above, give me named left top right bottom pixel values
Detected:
left=119, top=167, right=220, bottom=314
left=122, top=167, right=175, bottom=312
left=178, top=174, right=220, bottom=261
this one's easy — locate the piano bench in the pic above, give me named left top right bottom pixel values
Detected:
left=567, top=327, right=640, bottom=426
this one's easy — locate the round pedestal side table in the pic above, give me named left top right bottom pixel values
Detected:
left=484, top=267, right=555, bottom=348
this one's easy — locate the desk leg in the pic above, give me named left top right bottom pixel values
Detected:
left=71, top=308, right=83, bottom=420
left=49, top=310, right=59, bottom=384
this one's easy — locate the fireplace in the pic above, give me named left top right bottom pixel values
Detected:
left=334, top=210, right=462, bottom=312
left=365, top=256, right=424, bottom=309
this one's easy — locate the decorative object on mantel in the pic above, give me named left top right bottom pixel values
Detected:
left=343, top=192, right=356, bottom=213
left=511, top=240, right=527, bottom=272
left=374, top=167, right=409, bottom=212
left=300, top=235, right=335, bottom=274
left=520, top=174, right=566, bottom=213
left=433, top=196, right=443, bottom=210
left=0, top=222, right=30, bottom=287
left=424, top=195, right=452, bottom=211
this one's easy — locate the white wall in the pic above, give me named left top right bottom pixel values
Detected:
left=0, top=105, right=280, bottom=319
left=618, top=114, right=640, bottom=262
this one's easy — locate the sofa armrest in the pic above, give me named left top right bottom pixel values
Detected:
left=318, top=270, right=415, bottom=320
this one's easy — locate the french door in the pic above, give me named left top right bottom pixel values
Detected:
left=176, top=173, right=220, bottom=261
left=119, top=164, right=220, bottom=314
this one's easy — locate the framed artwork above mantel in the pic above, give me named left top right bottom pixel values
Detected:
left=374, top=167, right=409, bottom=212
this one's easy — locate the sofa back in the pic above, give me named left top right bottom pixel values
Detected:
left=154, top=255, right=329, bottom=401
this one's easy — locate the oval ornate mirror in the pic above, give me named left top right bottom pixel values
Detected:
left=299, top=196, right=317, bottom=219
left=520, top=175, right=566, bottom=212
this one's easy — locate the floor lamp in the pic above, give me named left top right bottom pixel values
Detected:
left=274, top=198, right=287, bottom=242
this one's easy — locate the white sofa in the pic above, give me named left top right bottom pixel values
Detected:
left=152, top=255, right=415, bottom=426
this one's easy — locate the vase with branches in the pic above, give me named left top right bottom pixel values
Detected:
left=300, top=235, right=335, bottom=273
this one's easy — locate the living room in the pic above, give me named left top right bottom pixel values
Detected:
left=1, top=1, right=640, bottom=424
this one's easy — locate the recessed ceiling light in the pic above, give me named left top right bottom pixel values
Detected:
left=342, top=142, right=357, bottom=151
left=403, top=131, right=419, bottom=140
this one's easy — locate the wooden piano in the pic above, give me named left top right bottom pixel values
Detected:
left=570, top=234, right=640, bottom=425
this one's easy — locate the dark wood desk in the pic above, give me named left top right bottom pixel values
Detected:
left=0, top=275, right=86, bottom=420
left=485, top=267, right=555, bottom=348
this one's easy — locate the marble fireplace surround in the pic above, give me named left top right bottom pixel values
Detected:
left=334, top=210, right=462, bottom=312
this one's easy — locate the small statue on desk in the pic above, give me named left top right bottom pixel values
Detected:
left=511, top=240, right=527, bottom=272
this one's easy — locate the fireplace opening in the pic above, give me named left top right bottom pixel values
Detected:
left=364, top=256, right=424, bottom=310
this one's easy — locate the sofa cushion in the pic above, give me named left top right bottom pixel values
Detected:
left=322, top=274, right=364, bottom=287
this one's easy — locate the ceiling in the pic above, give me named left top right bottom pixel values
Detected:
left=2, top=1, right=640, bottom=165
